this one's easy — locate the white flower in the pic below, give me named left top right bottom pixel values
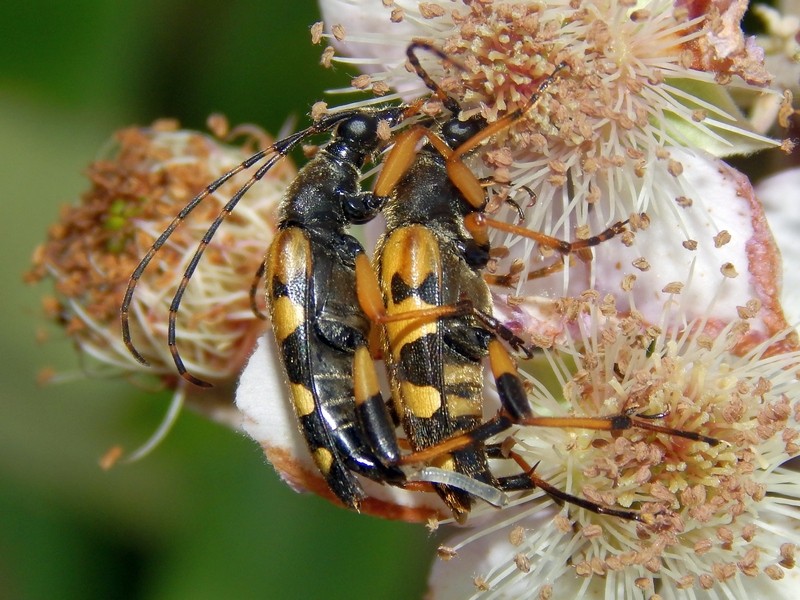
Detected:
left=297, top=2, right=800, bottom=598
left=497, top=149, right=791, bottom=344
left=29, top=119, right=293, bottom=381
left=236, top=5, right=800, bottom=597
left=429, top=281, right=800, bottom=599
left=28, top=118, right=293, bottom=458
left=317, top=0, right=787, bottom=242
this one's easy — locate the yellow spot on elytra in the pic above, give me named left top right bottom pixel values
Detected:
left=402, top=382, right=441, bottom=418
left=378, top=226, right=445, bottom=363
left=381, top=226, right=440, bottom=290
left=432, top=455, right=456, bottom=472
left=444, top=362, right=480, bottom=387
left=271, top=296, right=304, bottom=343
left=397, top=228, right=440, bottom=288
left=313, top=447, right=334, bottom=475
left=267, top=228, right=310, bottom=284
left=289, top=383, right=315, bottom=417
left=446, top=393, right=481, bottom=419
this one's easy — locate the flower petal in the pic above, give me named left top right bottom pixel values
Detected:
left=503, top=149, right=792, bottom=354
left=756, top=168, right=800, bottom=325
left=427, top=504, right=607, bottom=600
left=317, top=0, right=412, bottom=74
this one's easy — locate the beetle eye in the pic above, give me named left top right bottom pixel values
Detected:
left=441, top=115, right=485, bottom=148
left=338, top=115, right=378, bottom=147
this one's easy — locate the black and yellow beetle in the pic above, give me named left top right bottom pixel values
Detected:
left=120, top=41, right=716, bottom=518
left=354, top=42, right=717, bottom=522
left=121, top=105, right=421, bottom=509
left=116, top=49, right=530, bottom=512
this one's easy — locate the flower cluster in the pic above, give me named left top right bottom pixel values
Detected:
left=28, top=0, right=800, bottom=596
left=27, top=117, right=293, bottom=457
left=430, top=287, right=800, bottom=598
left=284, top=0, right=800, bottom=597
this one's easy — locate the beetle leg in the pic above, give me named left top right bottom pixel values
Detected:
left=517, top=413, right=720, bottom=446
left=249, top=258, right=269, bottom=320
left=497, top=455, right=645, bottom=521
left=374, top=127, right=430, bottom=197
left=352, top=345, right=402, bottom=468
left=465, top=212, right=631, bottom=257
left=467, top=309, right=536, bottom=360
left=400, top=336, right=719, bottom=467
left=524, top=255, right=575, bottom=281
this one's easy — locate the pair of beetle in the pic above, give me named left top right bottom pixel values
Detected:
left=121, top=42, right=717, bottom=522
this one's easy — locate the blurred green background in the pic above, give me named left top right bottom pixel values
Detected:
left=1, top=1, right=435, bottom=598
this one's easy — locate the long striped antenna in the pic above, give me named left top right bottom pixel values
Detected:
left=121, top=107, right=409, bottom=386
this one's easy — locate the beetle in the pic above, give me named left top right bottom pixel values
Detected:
left=116, top=56, right=522, bottom=512
left=355, top=42, right=717, bottom=522
left=119, top=42, right=716, bottom=518
left=121, top=105, right=421, bottom=509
